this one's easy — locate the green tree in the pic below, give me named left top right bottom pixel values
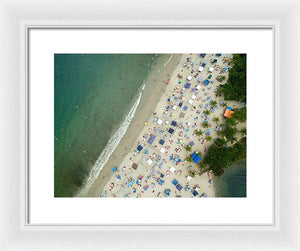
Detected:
left=232, top=106, right=246, bottom=122
left=214, top=138, right=227, bottom=147
left=206, top=136, right=213, bottom=142
left=216, top=89, right=223, bottom=96
left=213, top=117, right=220, bottom=123
left=186, top=156, right=193, bottom=163
left=217, top=75, right=226, bottom=82
left=184, top=144, right=192, bottom=152
left=218, top=54, right=247, bottom=102
left=225, top=117, right=237, bottom=127
left=203, top=137, right=246, bottom=176
left=195, top=129, right=203, bottom=136
left=220, top=75, right=226, bottom=82
left=210, top=100, right=217, bottom=107
left=188, top=170, right=196, bottom=177
left=204, top=110, right=211, bottom=116
left=220, top=125, right=238, bottom=142
left=202, top=121, right=210, bottom=128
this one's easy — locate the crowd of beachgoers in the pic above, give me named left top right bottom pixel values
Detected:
left=99, top=53, right=244, bottom=198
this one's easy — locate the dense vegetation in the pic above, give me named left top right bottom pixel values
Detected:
left=194, top=54, right=247, bottom=177
left=201, top=137, right=246, bottom=176
left=232, top=106, right=246, bottom=122
left=219, top=54, right=247, bottom=102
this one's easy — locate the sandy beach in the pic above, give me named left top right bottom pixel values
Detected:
left=85, top=54, right=182, bottom=196
left=86, top=53, right=245, bottom=198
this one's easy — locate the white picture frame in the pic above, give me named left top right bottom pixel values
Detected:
left=0, top=0, right=299, bottom=250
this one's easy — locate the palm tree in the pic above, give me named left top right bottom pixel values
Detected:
left=188, top=169, right=196, bottom=177
left=221, top=102, right=227, bottom=107
left=210, top=100, right=217, bottom=107
left=216, top=89, right=222, bottom=97
left=206, top=136, right=213, bottom=142
left=195, top=129, right=203, bottom=136
left=184, top=144, right=192, bottom=152
left=226, top=118, right=237, bottom=127
left=220, top=75, right=226, bottom=82
left=186, top=156, right=193, bottom=163
left=213, top=117, right=220, bottom=123
left=204, top=110, right=211, bottom=116
left=202, top=121, right=209, bottom=128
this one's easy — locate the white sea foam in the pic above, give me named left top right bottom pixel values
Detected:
left=77, top=89, right=144, bottom=197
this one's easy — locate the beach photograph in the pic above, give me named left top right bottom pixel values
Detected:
left=54, top=53, right=247, bottom=198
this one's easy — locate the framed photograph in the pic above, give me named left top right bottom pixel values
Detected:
left=1, top=0, right=299, bottom=250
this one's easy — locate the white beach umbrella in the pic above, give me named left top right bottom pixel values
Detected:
left=170, top=166, right=176, bottom=173
left=157, top=119, right=163, bottom=125
left=208, top=67, right=214, bottom=73
left=147, top=159, right=153, bottom=165
left=198, top=66, right=204, bottom=72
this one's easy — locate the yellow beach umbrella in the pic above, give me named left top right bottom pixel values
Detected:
left=145, top=122, right=148, bottom=126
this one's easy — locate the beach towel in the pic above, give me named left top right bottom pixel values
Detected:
left=148, top=134, right=156, bottom=144
left=172, top=179, right=179, bottom=186
left=159, top=139, right=165, bottom=145
left=168, top=128, right=174, bottom=134
left=184, top=83, right=191, bottom=88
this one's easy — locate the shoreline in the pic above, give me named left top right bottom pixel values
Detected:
left=86, top=54, right=183, bottom=197
left=86, top=53, right=245, bottom=198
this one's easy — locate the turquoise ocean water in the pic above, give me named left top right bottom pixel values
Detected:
left=54, top=54, right=157, bottom=197
left=213, top=159, right=247, bottom=197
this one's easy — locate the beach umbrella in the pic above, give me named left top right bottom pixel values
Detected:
left=112, top=167, right=117, bottom=172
